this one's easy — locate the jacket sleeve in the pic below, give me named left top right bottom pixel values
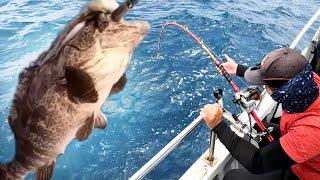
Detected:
left=236, top=64, right=249, bottom=77
left=280, top=115, right=320, bottom=163
left=213, top=122, right=295, bottom=174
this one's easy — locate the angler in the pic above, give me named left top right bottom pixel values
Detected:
left=201, top=47, right=320, bottom=180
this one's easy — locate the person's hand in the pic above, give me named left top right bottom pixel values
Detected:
left=221, top=54, right=238, bottom=75
left=200, top=104, right=223, bottom=129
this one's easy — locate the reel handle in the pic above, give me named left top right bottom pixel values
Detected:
left=214, top=89, right=223, bottom=101
left=214, top=89, right=224, bottom=108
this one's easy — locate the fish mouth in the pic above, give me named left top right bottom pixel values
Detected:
left=130, top=20, right=150, bottom=36
left=122, top=20, right=150, bottom=46
left=116, top=19, right=149, bottom=35
left=140, top=21, right=150, bottom=36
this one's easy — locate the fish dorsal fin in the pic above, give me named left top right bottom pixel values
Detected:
left=65, top=66, right=98, bottom=103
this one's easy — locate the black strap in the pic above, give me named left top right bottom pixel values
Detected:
left=311, top=41, right=320, bottom=75
left=236, top=64, right=249, bottom=77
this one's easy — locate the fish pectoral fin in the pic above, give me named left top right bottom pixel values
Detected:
left=65, top=66, right=98, bottom=103
left=110, top=73, right=127, bottom=95
left=95, top=112, right=107, bottom=129
left=35, top=161, right=55, bottom=180
left=76, top=114, right=95, bottom=141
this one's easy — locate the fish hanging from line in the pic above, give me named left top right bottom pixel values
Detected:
left=0, top=0, right=149, bottom=179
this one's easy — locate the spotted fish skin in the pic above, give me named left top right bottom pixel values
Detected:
left=0, top=0, right=149, bottom=179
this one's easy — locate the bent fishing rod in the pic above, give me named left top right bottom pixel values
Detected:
left=157, top=21, right=274, bottom=142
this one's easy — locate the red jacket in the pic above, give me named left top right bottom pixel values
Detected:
left=280, top=73, right=320, bottom=180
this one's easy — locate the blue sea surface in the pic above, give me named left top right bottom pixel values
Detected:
left=0, top=0, right=319, bottom=179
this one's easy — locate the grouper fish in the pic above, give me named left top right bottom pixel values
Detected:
left=0, top=0, right=149, bottom=179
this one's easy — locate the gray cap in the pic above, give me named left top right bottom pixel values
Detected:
left=244, top=48, right=308, bottom=85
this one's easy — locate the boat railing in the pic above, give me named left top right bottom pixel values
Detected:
left=130, top=8, right=320, bottom=180
left=290, top=9, right=320, bottom=49
left=129, top=116, right=204, bottom=180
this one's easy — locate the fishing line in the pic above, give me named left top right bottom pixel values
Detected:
left=219, top=56, right=250, bottom=88
left=157, top=21, right=240, bottom=92
left=157, top=21, right=274, bottom=142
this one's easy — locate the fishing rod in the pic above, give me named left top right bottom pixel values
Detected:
left=157, top=21, right=274, bottom=142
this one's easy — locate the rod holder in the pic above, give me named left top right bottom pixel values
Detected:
left=206, top=130, right=217, bottom=164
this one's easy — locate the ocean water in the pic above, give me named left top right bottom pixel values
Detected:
left=0, top=0, right=319, bottom=179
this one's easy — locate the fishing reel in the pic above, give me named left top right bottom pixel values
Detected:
left=213, top=88, right=262, bottom=142
left=233, top=87, right=261, bottom=113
